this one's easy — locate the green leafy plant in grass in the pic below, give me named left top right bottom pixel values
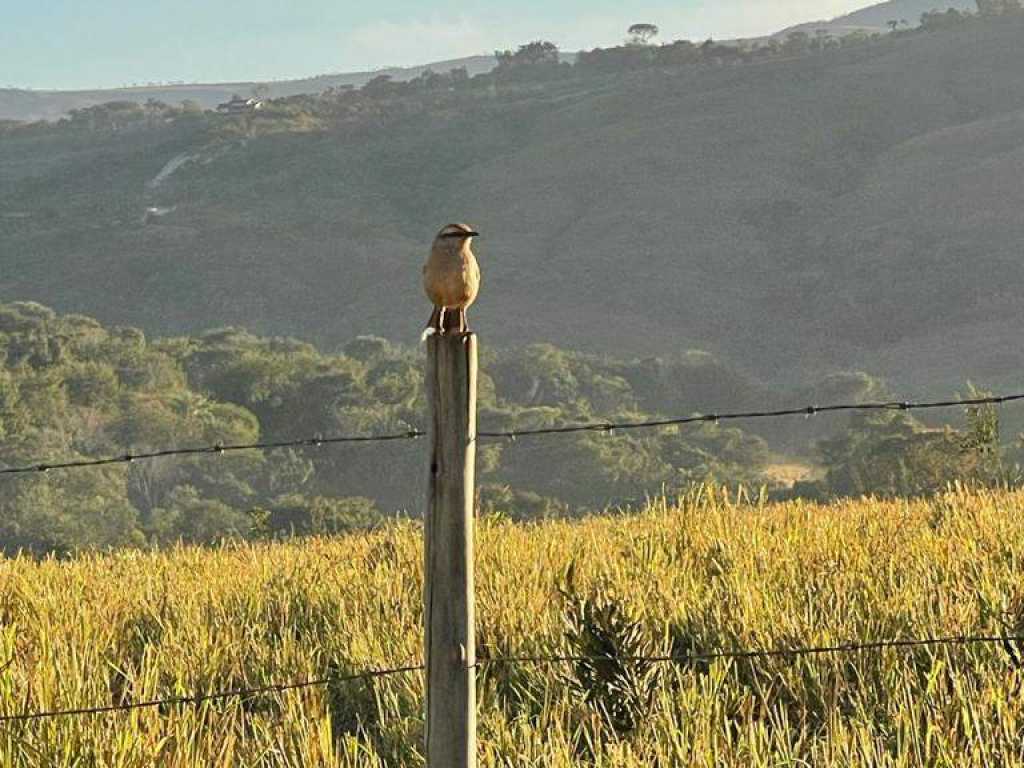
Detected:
left=558, top=565, right=661, bottom=736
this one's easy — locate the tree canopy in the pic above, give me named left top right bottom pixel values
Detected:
left=0, top=303, right=1016, bottom=556
left=627, top=24, right=660, bottom=45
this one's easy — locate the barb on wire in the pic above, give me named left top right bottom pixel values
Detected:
left=3, top=390, right=1022, bottom=476
left=479, top=392, right=1024, bottom=441
left=478, top=633, right=1024, bottom=668
left=3, top=635, right=1022, bottom=724
left=0, top=663, right=424, bottom=724
left=0, top=429, right=425, bottom=477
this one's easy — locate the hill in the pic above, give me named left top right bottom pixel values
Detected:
left=3, top=486, right=1024, bottom=764
left=2, top=15, right=1024, bottom=396
left=0, top=2, right=975, bottom=124
left=837, top=0, right=977, bottom=26
left=0, top=55, right=502, bottom=123
left=777, top=0, right=976, bottom=36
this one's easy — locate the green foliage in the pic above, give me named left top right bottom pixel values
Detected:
left=0, top=471, right=142, bottom=555
left=148, top=485, right=256, bottom=544
left=0, top=302, right=1015, bottom=554
left=627, top=24, right=660, bottom=46
left=812, top=412, right=967, bottom=497
left=559, top=570, right=662, bottom=735
left=261, top=493, right=384, bottom=536
left=805, top=387, right=1022, bottom=499
left=921, top=8, right=970, bottom=30
left=478, top=484, right=570, bottom=521
left=0, top=303, right=776, bottom=554
left=495, top=41, right=562, bottom=69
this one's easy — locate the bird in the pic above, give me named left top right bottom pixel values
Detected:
left=422, top=223, right=481, bottom=340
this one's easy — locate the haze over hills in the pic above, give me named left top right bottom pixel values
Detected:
left=0, top=0, right=972, bottom=123
left=2, top=10, right=1023, bottom=400
left=777, top=0, right=976, bottom=36
left=0, top=56, right=502, bottom=123
left=835, top=0, right=975, bottom=25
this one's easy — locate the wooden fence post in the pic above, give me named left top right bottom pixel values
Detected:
left=424, top=331, right=477, bottom=768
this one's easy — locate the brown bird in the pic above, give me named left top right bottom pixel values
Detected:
left=422, top=223, right=481, bottom=338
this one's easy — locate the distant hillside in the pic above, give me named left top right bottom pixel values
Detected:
left=837, top=0, right=976, bottom=27
left=0, top=0, right=979, bottom=123
left=777, top=0, right=976, bottom=36
left=0, top=55, right=501, bottom=123
left=2, top=15, right=1024, bottom=397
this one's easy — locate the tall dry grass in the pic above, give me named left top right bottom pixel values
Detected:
left=2, top=485, right=1024, bottom=766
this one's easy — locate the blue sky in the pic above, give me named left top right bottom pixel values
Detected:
left=1, top=0, right=869, bottom=90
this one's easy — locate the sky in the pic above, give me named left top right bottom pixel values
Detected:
left=1, top=0, right=873, bottom=91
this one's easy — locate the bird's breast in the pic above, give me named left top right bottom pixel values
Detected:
left=423, top=252, right=480, bottom=309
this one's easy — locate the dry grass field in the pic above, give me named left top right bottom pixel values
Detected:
left=2, top=485, right=1024, bottom=766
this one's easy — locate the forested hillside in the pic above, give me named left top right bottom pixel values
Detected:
left=0, top=55, right=501, bottom=123
left=2, top=12, right=1023, bottom=395
left=0, top=302, right=1017, bottom=554
left=0, top=301, right=768, bottom=553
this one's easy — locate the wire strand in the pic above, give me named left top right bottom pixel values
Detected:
left=5, top=634, right=1023, bottom=723
left=479, top=633, right=1024, bottom=667
left=479, top=393, right=1024, bottom=440
left=0, top=663, right=424, bottom=724
left=2, top=391, right=1020, bottom=476
left=0, top=430, right=425, bottom=476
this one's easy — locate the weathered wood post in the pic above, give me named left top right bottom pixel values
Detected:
left=424, top=331, right=477, bottom=768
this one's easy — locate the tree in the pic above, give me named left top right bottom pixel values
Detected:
left=655, top=39, right=698, bottom=65
left=142, top=98, right=171, bottom=121
left=782, top=30, right=811, bottom=55
left=814, top=412, right=970, bottom=498
left=921, top=9, right=968, bottom=30
left=362, top=74, right=395, bottom=96
left=495, top=41, right=560, bottom=68
left=627, top=23, right=659, bottom=46
left=811, top=29, right=834, bottom=51
left=149, top=485, right=257, bottom=544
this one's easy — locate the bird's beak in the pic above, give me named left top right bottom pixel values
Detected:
left=467, top=231, right=480, bottom=238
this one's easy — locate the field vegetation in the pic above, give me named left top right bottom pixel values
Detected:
left=2, top=485, right=1024, bottom=765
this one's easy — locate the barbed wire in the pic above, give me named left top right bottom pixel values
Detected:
left=0, top=663, right=424, bottom=724
left=2, top=391, right=1020, bottom=476
left=6, top=633, right=1024, bottom=724
left=479, top=392, right=1024, bottom=440
left=479, top=633, right=1024, bottom=668
left=0, top=430, right=425, bottom=477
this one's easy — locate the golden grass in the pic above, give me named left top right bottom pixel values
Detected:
left=3, top=485, right=1024, bottom=766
